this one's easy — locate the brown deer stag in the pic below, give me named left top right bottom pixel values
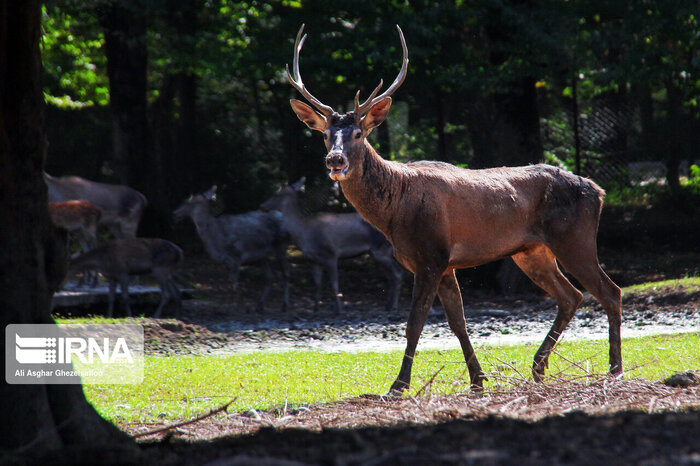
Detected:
left=286, top=25, right=622, bottom=395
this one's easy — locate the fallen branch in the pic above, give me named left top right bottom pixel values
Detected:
left=133, top=398, right=236, bottom=439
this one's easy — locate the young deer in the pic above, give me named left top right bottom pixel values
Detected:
left=260, top=177, right=403, bottom=313
left=286, top=25, right=622, bottom=394
left=173, top=186, right=291, bottom=312
left=49, top=200, right=102, bottom=253
left=50, top=200, right=103, bottom=287
left=68, top=238, right=183, bottom=318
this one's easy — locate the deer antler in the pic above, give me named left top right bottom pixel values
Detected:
left=286, top=24, right=334, bottom=117
left=354, top=25, right=409, bottom=116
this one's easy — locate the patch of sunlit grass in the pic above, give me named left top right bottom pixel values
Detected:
left=84, top=332, right=700, bottom=425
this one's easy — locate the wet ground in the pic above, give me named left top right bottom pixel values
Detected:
left=53, top=253, right=700, bottom=465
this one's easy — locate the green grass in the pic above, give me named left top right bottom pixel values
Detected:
left=623, top=276, right=700, bottom=294
left=84, top=332, right=700, bottom=425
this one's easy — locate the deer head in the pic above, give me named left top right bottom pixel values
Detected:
left=287, top=25, right=409, bottom=181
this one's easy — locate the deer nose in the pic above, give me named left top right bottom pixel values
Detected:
left=326, top=151, right=347, bottom=169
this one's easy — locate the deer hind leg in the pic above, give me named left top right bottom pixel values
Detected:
left=511, top=244, right=583, bottom=382
left=256, top=259, right=273, bottom=313
left=437, top=270, right=485, bottom=389
left=549, top=238, right=623, bottom=376
left=223, top=255, right=242, bottom=308
left=389, top=268, right=442, bottom=396
left=152, top=268, right=171, bottom=319
left=275, top=247, right=291, bottom=312
left=312, top=263, right=323, bottom=311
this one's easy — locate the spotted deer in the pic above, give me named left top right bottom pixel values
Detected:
left=45, top=172, right=147, bottom=239
left=49, top=200, right=102, bottom=253
left=286, top=25, right=622, bottom=394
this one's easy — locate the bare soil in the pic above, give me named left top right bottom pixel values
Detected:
left=97, top=252, right=700, bottom=465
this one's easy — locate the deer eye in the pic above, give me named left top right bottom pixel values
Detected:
left=354, top=130, right=362, bottom=139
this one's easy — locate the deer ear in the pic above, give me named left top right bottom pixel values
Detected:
left=292, top=177, right=306, bottom=192
left=290, top=99, right=328, bottom=132
left=361, top=97, right=392, bottom=134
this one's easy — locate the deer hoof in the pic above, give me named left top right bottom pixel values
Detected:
left=388, top=379, right=409, bottom=397
left=532, top=364, right=546, bottom=383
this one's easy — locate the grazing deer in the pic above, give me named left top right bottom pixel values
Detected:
left=260, top=177, right=403, bottom=313
left=68, top=238, right=183, bottom=318
left=286, top=25, right=622, bottom=394
left=173, top=186, right=291, bottom=312
left=45, top=172, right=147, bottom=239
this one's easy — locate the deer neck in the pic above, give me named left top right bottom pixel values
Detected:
left=275, top=195, right=309, bottom=241
left=338, top=141, right=403, bottom=238
left=188, top=205, right=225, bottom=255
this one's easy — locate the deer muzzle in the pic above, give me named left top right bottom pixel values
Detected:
left=326, top=151, right=349, bottom=181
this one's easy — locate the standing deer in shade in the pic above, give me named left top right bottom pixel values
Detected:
left=45, top=172, right=147, bottom=239
left=173, top=186, right=291, bottom=312
left=286, top=25, right=622, bottom=394
left=68, top=238, right=183, bottom=318
left=49, top=200, right=102, bottom=253
left=50, top=200, right=103, bottom=287
left=260, top=177, right=403, bottom=314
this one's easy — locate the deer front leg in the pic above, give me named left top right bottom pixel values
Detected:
left=325, top=258, right=342, bottom=314
left=119, top=276, right=132, bottom=317
left=277, top=249, right=291, bottom=313
left=389, top=269, right=441, bottom=396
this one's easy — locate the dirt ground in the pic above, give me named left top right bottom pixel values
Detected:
left=78, top=250, right=700, bottom=465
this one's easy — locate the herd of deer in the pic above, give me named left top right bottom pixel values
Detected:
left=48, top=25, right=624, bottom=394
left=46, top=173, right=403, bottom=319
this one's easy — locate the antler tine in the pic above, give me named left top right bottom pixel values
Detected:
left=353, top=79, right=383, bottom=115
left=355, top=25, right=409, bottom=116
left=286, top=24, right=334, bottom=117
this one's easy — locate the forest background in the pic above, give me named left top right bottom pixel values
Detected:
left=42, top=0, right=700, bottom=239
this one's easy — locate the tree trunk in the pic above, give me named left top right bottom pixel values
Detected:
left=435, top=88, right=448, bottom=162
left=665, top=81, right=682, bottom=196
left=99, top=0, right=170, bottom=236
left=0, top=0, right=131, bottom=454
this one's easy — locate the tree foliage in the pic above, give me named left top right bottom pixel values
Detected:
left=40, top=0, right=700, bottom=230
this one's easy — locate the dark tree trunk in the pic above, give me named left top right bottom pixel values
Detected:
left=99, top=0, right=169, bottom=236
left=665, top=81, right=682, bottom=196
left=171, top=1, right=201, bottom=199
left=0, top=0, right=131, bottom=454
left=435, top=88, right=448, bottom=162
left=468, top=0, right=543, bottom=168
left=99, top=0, right=149, bottom=187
